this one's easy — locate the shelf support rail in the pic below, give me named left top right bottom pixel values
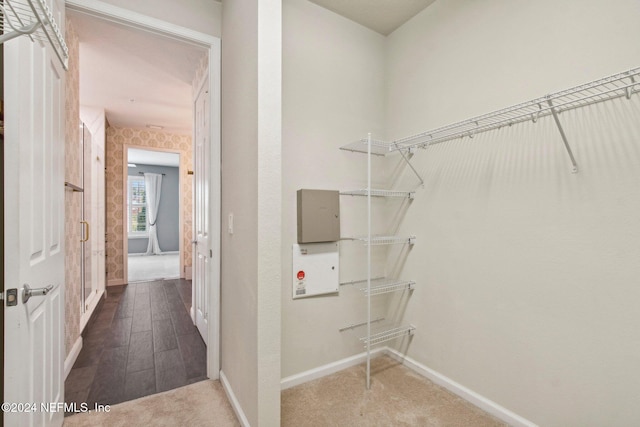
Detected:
left=547, top=98, right=579, bottom=173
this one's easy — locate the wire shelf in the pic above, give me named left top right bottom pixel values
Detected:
left=360, top=325, right=415, bottom=347
left=339, top=138, right=400, bottom=156
left=357, top=235, right=416, bottom=246
left=342, top=235, right=415, bottom=245
left=384, top=67, right=639, bottom=152
left=340, top=189, right=415, bottom=199
left=361, top=279, right=415, bottom=296
left=1, top=0, right=69, bottom=70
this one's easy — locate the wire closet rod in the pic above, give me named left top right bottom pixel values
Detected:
left=349, top=67, right=639, bottom=173
left=0, top=0, right=69, bottom=70
left=393, top=67, right=639, bottom=149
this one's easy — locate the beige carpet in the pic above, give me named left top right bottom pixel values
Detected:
left=63, top=357, right=507, bottom=426
left=282, top=356, right=508, bottom=427
left=63, top=380, right=240, bottom=427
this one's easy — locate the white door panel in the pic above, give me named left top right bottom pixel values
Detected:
left=194, top=78, right=210, bottom=344
left=4, top=2, right=66, bottom=425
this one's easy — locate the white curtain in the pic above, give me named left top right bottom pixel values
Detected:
left=144, top=173, right=163, bottom=255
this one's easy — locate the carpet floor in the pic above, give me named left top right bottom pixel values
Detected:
left=63, top=379, right=239, bottom=427
left=64, top=356, right=508, bottom=426
left=281, top=355, right=508, bottom=427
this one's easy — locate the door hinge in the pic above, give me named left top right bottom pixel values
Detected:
left=210, top=249, right=212, bottom=258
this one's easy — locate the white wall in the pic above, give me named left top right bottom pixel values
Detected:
left=221, top=0, right=281, bottom=425
left=98, top=0, right=221, bottom=37
left=385, top=1, right=640, bottom=426
left=281, top=0, right=388, bottom=377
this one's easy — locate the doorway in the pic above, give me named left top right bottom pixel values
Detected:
left=125, top=147, right=182, bottom=283
left=66, top=0, right=221, bottom=386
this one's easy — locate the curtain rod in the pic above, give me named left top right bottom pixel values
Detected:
left=138, top=172, right=166, bottom=176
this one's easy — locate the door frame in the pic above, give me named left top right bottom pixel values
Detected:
left=66, top=0, right=221, bottom=379
left=123, top=145, right=184, bottom=282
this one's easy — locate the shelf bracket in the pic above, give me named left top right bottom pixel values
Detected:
left=547, top=98, right=579, bottom=174
left=626, top=75, right=636, bottom=100
left=395, top=143, right=424, bottom=187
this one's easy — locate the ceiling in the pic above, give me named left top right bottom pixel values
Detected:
left=128, top=148, right=180, bottom=167
left=68, top=1, right=432, bottom=135
left=68, top=11, right=207, bottom=135
left=309, top=0, right=436, bottom=35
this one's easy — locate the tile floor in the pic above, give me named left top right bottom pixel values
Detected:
left=64, top=279, right=207, bottom=414
left=127, top=253, right=180, bottom=283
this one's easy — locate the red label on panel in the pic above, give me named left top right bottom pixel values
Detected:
left=297, top=271, right=305, bottom=280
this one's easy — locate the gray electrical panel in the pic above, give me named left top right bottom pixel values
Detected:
left=297, top=189, right=340, bottom=243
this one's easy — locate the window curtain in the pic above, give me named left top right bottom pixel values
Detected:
left=144, top=173, right=163, bottom=255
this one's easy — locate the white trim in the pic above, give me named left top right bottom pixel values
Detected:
left=64, top=336, right=83, bottom=379
left=79, top=288, right=105, bottom=332
left=220, top=370, right=251, bottom=427
left=280, top=348, right=386, bottom=390
left=206, top=37, right=222, bottom=381
left=65, top=0, right=218, bottom=47
left=384, top=348, right=538, bottom=427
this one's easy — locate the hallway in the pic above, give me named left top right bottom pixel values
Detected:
left=64, top=279, right=207, bottom=411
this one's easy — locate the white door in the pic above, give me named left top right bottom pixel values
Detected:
left=3, top=2, right=66, bottom=426
left=193, top=78, right=210, bottom=344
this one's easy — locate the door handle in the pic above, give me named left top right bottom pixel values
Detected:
left=22, top=284, right=54, bottom=303
left=81, top=221, right=90, bottom=242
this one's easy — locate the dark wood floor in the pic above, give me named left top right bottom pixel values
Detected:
left=65, top=279, right=207, bottom=412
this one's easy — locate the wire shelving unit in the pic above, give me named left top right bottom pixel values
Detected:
left=339, top=133, right=418, bottom=390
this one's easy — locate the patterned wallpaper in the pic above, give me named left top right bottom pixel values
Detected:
left=105, top=127, right=193, bottom=284
left=64, top=18, right=81, bottom=358
left=193, top=52, right=209, bottom=95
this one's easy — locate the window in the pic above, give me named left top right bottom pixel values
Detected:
left=128, top=176, right=147, bottom=237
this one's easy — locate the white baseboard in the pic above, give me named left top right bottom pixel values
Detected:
left=280, top=347, right=386, bottom=390
left=64, top=336, right=83, bottom=379
left=220, top=370, right=251, bottom=427
left=107, top=279, right=126, bottom=286
left=384, top=348, right=537, bottom=427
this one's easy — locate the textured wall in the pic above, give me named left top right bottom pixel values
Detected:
left=221, top=0, right=282, bottom=423
left=105, top=127, right=192, bottom=284
left=281, top=0, right=388, bottom=378
left=64, top=18, right=81, bottom=357
left=385, top=1, right=640, bottom=425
